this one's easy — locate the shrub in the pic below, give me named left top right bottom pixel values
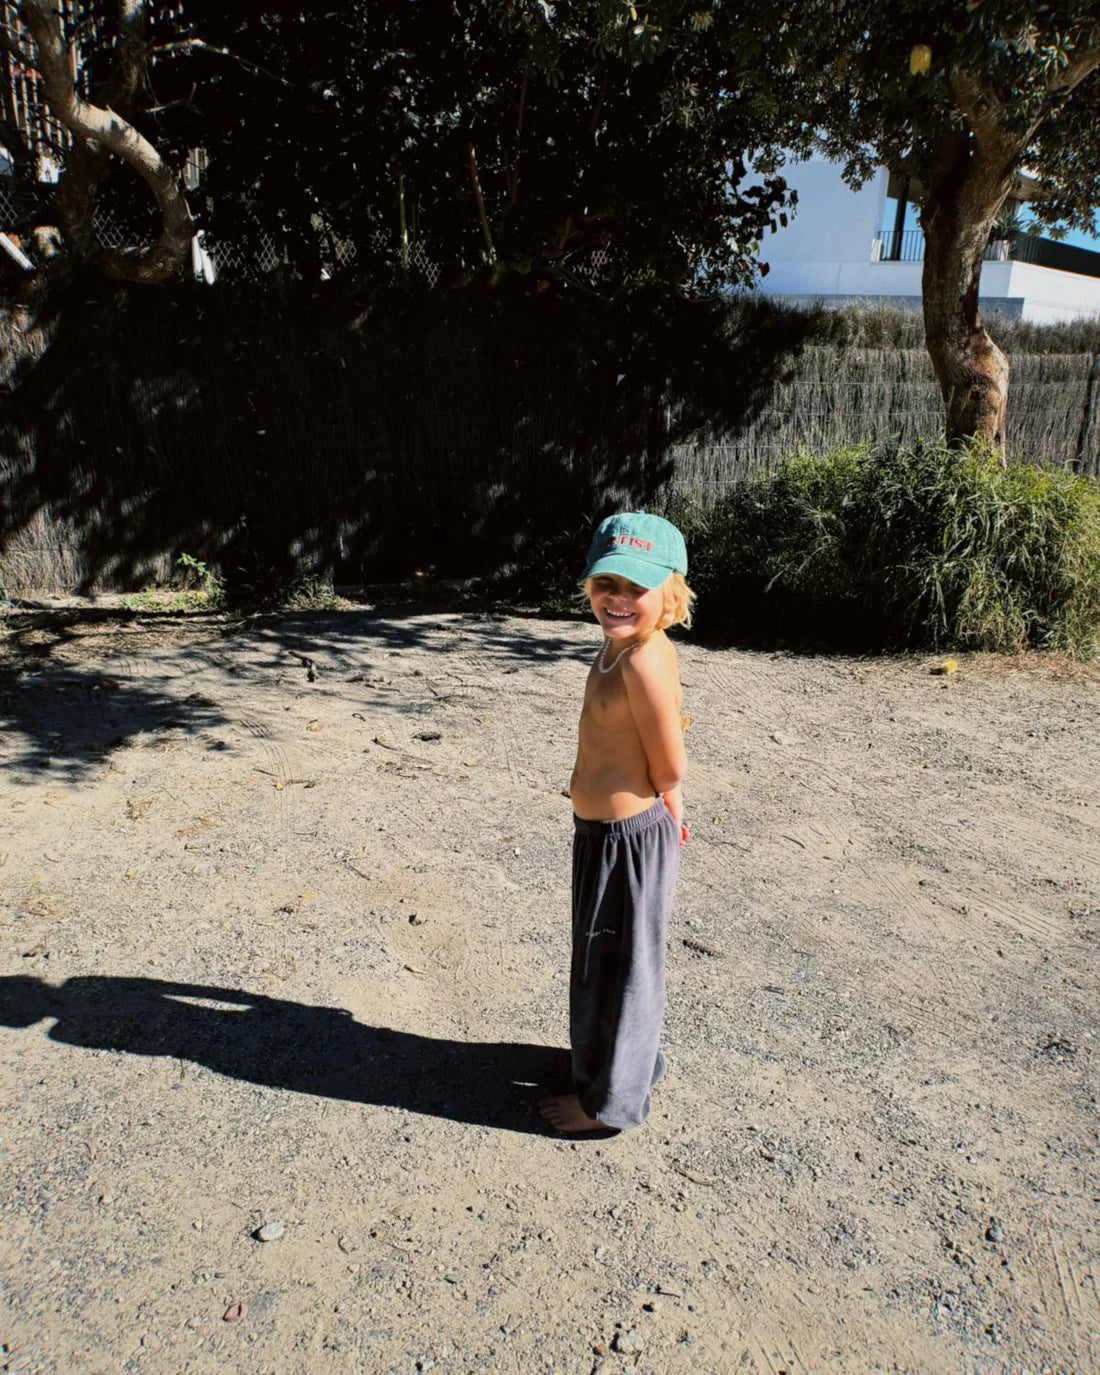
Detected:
left=675, top=441, right=1100, bottom=655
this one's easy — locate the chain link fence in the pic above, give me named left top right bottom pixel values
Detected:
left=1, top=180, right=606, bottom=289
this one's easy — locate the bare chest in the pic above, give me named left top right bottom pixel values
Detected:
left=580, top=668, right=636, bottom=733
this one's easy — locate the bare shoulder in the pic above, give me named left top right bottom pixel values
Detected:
left=622, top=632, right=680, bottom=691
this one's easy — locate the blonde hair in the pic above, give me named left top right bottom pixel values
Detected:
left=659, top=572, right=695, bottom=630
left=581, top=571, right=696, bottom=631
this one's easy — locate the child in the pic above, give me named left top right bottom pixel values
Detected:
left=539, top=512, right=694, bottom=1134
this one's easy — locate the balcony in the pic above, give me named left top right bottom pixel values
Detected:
left=873, top=228, right=1100, bottom=279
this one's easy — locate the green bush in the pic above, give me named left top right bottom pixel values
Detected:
left=675, top=441, right=1100, bottom=655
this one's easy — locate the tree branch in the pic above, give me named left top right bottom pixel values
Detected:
left=21, top=0, right=194, bottom=282
left=103, top=0, right=147, bottom=118
left=468, top=141, right=496, bottom=261
left=949, top=67, right=1036, bottom=178
left=150, top=36, right=295, bottom=88
left=145, top=88, right=197, bottom=117
left=1045, top=43, right=1100, bottom=96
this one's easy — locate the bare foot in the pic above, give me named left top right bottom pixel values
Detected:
left=538, top=1093, right=608, bottom=1132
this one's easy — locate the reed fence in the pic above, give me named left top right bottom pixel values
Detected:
left=1, top=294, right=1097, bottom=594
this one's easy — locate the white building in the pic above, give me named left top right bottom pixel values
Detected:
left=757, top=155, right=1100, bottom=323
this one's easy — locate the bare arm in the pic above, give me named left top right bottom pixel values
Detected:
left=623, top=644, right=687, bottom=840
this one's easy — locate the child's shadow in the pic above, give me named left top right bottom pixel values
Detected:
left=0, top=976, right=567, bottom=1135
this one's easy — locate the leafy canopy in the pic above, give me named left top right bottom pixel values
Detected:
left=87, top=1, right=792, bottom=290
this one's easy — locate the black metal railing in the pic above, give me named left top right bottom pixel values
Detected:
left=1003, top=232, right=1100, bottom=277
left=875, top=227, right=1100, bottom=280
left=875, top=228, right=926, bottom=262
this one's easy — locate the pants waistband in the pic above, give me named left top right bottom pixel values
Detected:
left=573, top=798, right=669, bottom=837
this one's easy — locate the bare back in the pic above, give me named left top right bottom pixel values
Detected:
left=570, top=631, right=683, bottom=821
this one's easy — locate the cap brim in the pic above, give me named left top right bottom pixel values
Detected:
left=580, top=553, right=672, bottom=590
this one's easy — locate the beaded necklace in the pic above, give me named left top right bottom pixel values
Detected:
left=595, top=636, right=645, bottom=674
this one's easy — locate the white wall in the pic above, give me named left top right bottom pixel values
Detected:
left=756, top=155, right=1100, bottom=322
left=758, top=156, right=888, bottom=295
left=1003, top=260, right=1100, bottom=322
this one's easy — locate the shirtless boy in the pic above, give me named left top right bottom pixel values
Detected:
left=540, top=512, right=694, bottom=1134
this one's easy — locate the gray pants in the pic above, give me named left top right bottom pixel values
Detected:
left=570, top=799, right=680, bottom=1129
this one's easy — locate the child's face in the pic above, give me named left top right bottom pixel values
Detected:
left=588, top=573, right=667, bottom=641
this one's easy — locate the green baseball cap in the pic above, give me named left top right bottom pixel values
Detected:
left=581, top=512, right=688, bottom=589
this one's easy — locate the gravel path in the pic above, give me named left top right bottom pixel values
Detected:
left=1, top=604, right=1097, bottom=1374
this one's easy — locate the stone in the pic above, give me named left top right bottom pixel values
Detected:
left=612, top=1329, right=644, bottom=1356
left=256, top=1221, right=285, bottom=1242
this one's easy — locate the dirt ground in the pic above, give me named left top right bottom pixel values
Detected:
left=1, top=600, right=1097, bottom=1375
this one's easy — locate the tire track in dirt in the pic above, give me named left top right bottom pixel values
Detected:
left=991, top=809, right=1100, bottom=877
left=688, top=651, right=790, bottom=754
left=1039, top=1225, right=1089, bottom=1372
left=774, top=741, right=886, bottom=806
left=233, top=710, right=300, bottom=829
left=464, top=646, right=526, bottom=792
left=801, top=872, right=991, bottom=1050
left=745, top=1314, right=810, bottom=1375
left=843, top=863, right=949, bottom=928
left=960, top=888, right=1060, bottom=944
left=774, top=816, right=868, bottom=861
left=739, top=1278, right=902, bottom=1375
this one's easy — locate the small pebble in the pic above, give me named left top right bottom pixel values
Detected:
left=612, top=1328, right=645, bottom=1356
left=255, top=1221, right=285, bottom=1243
left=986, top=1218, right=1004, bottom=1244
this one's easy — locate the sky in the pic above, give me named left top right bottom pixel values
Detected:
left=1060, top=226, right=1100, bottom=252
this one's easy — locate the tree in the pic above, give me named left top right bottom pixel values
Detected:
left=3, top=2, right=794, bottom=295
left=768, top=3, right=1100, bottom=448
left=621, top=2, right=1100, bottom=447
left=148, top=1, right=792, bottom=295
left=2, top=0, right=195, bottom=282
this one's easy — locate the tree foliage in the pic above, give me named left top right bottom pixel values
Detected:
left=615, top=2, right=1100, bottom=446
left=787, top=1, right=1100, bottom=234
left=738, top=2, right=1100, bottom=445
left=4, top=1, right=793, bottom=294
left=1, top=0, right=195, bottom=281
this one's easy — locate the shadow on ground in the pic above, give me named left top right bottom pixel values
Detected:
left=0, top=660, right=229, bottom=779
left=0, top=607, right=597, bottom=780
left=0, top=976, right=566, bottom=1136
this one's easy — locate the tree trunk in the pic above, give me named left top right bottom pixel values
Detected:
left=22, top=0, right=193, bottom=284
left=920, top=129, right=1014, bottom=451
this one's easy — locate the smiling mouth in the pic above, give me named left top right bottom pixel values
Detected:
left=606, top=609, right=635, bottom=620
